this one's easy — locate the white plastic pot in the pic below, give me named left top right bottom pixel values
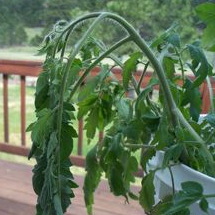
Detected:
left=148, top=151, right=215, bottom=215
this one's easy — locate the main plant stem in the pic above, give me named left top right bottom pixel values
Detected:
left=56, top=13, right=107, bottom=200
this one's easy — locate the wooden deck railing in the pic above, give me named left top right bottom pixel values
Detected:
left=0, top=59, right=214, bottom=174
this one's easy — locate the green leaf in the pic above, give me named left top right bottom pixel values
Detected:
left=163, top=144, right=183, bottom=167
left=163, top=57, right=176, bottom=80
left=196, top=3, right=215, bottom=23
left=152, top=114, right=174, bottom=150
left=123, top=52, right=142, bottom=89
left=77, top=94, right=98, bottom=120
left=181, top=181, right=203, bottom=195
left=109, top=161, right=126, bottom=196
left=84, top=107, right=99, bottom=139
left=150, top=23, right=178, bottom=48
left=138, top=78, right=159, bottom=101
left=181, top=79, right=202, bottom=121
left=31, top=108, right=53, bottom=148
left=141, top=148, right=156, bottom=171
left=32, top=153, right=47, bottom=196
left=163, top=182, right=204, bottom=214
left=139, top=172, right=155, bottom=212
left=84, top=145, right=102, bottom=215
left=199, top=198, right=208, bottom=213
left=60, top=123, right=77, bottom=161
left=196, top=2, right=215, bottom=51
left=164, top=191, right=200, bottom=215
left=47, top=132, right=58, bottom=158
left=167, top=32, right=181, bottom=48
left=26, top=122, right=36, bottom=132
left=78, top=65, right=109, bottom=101
left=28, top=142, right=38, bottom=160
left=63, top=102, right=75, bottom=111
left=107, top=133, right=123, bottom=159
left=121, top=154, right=138, bottom=188
left=123, top=119, right=150, bottom=143
left=35, top=71, right=50, bottom=110
left=187, top=44, right=213, bottom=88
left=202, top=24, right=215, bottom=52
left=36, top=71, right=49, bottom=95
left=116, top=98, right=132, bottom=121
left=128, top=192, right=139, bottom=200
left=66, top=58, right=82, bottom=90
left=150, top=195, right=173, bottom=215
left=60, top=159, right=78, bottom=212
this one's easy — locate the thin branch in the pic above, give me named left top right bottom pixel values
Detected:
left=175, top=47, right=185, bottom=84
left=53, top=12, right=104, bottom=57
left=137, top=61, right=150, bottom=94
left=124, top=143, right=155, bottom=149
left=168, top=166, right=175, bottom=195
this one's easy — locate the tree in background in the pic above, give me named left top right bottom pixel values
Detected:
left=60, top=0, right=198, bottom=54
left=29, top=0, right=76, bottom=46
left=43, top=0, right=74, bottom=26
left=17, top=0, right=45, bottom=27
left=106, top=0, right=197, bottom=42
left=1, top=0, right=213, bottom=47
left=0, top=1, right=27, bottom=47
left=69, top=0, right=198, bottom=43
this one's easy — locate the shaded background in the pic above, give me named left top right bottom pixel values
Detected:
left=1, top=0, right=215, bottom=52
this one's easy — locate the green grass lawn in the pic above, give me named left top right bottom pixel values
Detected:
left=0, top=82, right=99, bottom=161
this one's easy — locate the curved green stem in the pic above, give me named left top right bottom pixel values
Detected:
left=137, top=61, right=150, bottom=94
left=60, top=28, right=72, bottom=59
left=175, top=47, right=185, bottom=84
left=204, top=194, right=215, bottom=198
left=53, top=12, right=105, bottom=57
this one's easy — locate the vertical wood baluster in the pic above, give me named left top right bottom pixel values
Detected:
left=201, top=82, right=209, bottom=114
left=3, top=74, right=9, bottom=143
left=20, top=76, right=26, bottom=146
left=99, top=131, right=103, bottom=142
left=78, top=119, right=83, bottom=156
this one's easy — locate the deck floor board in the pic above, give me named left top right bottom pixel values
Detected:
left=0, top=160, right=144, bottom=215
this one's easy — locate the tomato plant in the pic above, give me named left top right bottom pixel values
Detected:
left=28, top=4, right=215, bottom=215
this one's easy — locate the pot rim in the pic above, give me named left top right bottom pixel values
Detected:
left=154, top=151, right=215, bottom=183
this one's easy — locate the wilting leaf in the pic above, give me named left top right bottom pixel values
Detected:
left=123, top=52, right=142, bottom=89
left=84, top=145, right=102, bottom=214
left=139, top=172, right=155, bottom=212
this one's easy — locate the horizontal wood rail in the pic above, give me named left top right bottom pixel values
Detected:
left=0, top=59, right=214, bottom=177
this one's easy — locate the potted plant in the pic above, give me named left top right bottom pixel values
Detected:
left=27, top=4, right=215, bottom=215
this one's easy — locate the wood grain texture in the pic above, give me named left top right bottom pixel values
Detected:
left=0, top=160, right=145, bottom=215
